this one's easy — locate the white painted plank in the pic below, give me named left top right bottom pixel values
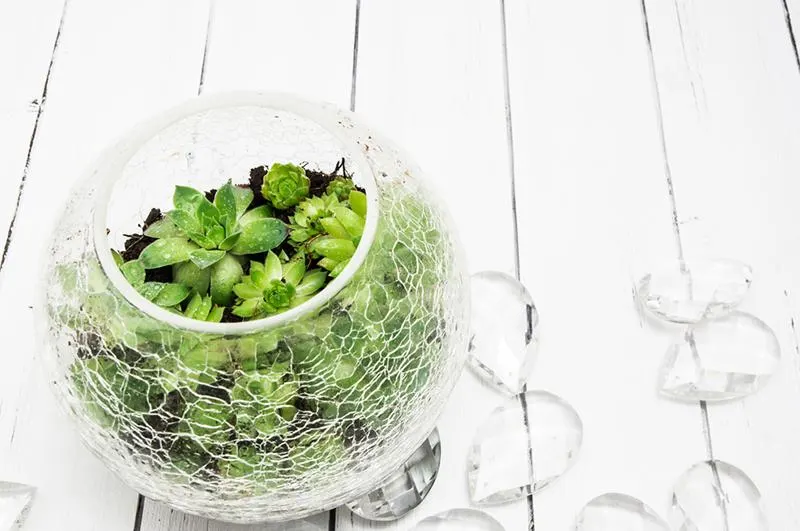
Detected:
left=0, top=1, right=211, bottom=530
left=643, top=0, right=800, bottom=527
left=505, top=0, right=711, bottom=528
left=201, top=0, right=356, bottom=108
left=137, top=1, right=356, bottom=529
left=0, top=0, right=65, bottom=258
left=337, top=1, right=525, bottom=530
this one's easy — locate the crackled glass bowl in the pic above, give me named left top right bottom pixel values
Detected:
left=39, top=93, right=469, bottom=523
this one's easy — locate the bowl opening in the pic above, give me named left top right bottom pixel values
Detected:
left=92, top=92, right=379, bottom=335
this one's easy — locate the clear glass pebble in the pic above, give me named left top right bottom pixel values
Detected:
left=575, top=493, right=669, bottom=531
left=468, top=390, right=582, bottom=505
left=669, top=460, right=768, bottom=531
left=468, top=271, right=539, bottom=395
left=412, top=508, right=505, bottom=530
left=346, top=429, right=441, bottom=521
left=636, top=259, right=752, bottom=324
left=0, top=482, right=35, bottom=531
left=658, top=311, right=780, bottom=402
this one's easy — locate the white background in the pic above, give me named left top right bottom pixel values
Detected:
left=2, top=0, right=800, bottom=529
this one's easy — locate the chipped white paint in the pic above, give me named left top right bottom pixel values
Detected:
left=3, top=0, right=800, bottom=529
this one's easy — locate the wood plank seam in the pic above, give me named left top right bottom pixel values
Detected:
left=349, top=0, right=361, bottom=113
left=197, top=0, right=215, bottom=96
left=639, top=0, right=718, bottom=462
left=780, top=0, right=800, bottom=73
left=0, top=0, right=69, bottom=276
left=498, top=0, right=535, bottom=529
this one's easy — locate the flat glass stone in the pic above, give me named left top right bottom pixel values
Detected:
left=637, top=259, right=752, bottom=324
left=468, top=390, right=582, bottom=505
left=346, top=429, right=441, bottom=521
left=575, top=493, right=669, bottom=531
left=0, top=482, right=35, bottom=531
left=669, top=460, right=768, bottom=531
left=468, top=271, right=539, bottom=395
left=658, top=311, right=780, bottom=402
left=413, top=508, right=505, bottom=530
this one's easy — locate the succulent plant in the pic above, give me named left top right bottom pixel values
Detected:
left=261, top=162, right=310, bottom=210
left=139, top=181, right=288, bottom=305
left=232, top=251, right=327, bottom=319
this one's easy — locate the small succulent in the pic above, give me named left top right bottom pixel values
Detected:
left=231, top=362, right=298, bottom=438
left=326, top=177, right=356, bottom=201
left=232, top=251, right=327, bottom=319
left=288, top=193, right=342, bottom=244
left=139, top=181, right=288, bottom=305
left=308, top=190, right=367, bottom=278
left=261, top=163, right=310, bottom=210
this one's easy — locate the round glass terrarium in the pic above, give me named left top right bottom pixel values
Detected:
left=40, top=93, right=469, bottom=523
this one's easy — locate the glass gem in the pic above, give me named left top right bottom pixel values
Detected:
left=346, top=429, right=441, bottom=521
left=658, top=312, right=780, bottom=402
left=468, top=390, right=582, bottom=505
left=669, top=460, right=768, bottom=531
left=637, top=259, right=752, bottom=324
left=469, top=271, right=539, bottom=394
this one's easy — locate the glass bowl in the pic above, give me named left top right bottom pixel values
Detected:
left=39, top=92, right=469, bottom=523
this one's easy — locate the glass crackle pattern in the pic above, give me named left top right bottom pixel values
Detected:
left=41, top=95, right=469, bottom=523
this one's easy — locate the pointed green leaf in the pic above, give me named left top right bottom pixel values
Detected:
left=120, top=259, right=145, bottom=287
left=239, top=205, right=273, bottom=226
left=193, top=295, right=213, bottom=321
left=144, top=217, right=186, bottom=239
left=311, top=237, right=355, bottom=262
left=230, top=218, right=288, bottom=255
left=264, top=251, right=282, bottom=282
left=153, top=283, right=191, bottom=307
left=248, top=261, right=266, bottom=288
left=139, top=238, right=198, bottom=269
left=186, top=231, right=215, bottom=250
left=232, top=186, right=254, bottom=217
left=189, top=249, right=226, bottom=269
left=214, top=181, right=239, bottom=226
left=317, top=257, right=338, bottom=271
left=320, top=217, right=351, bottom=240
left=218, top=232, right=241, bottom=251
left=137, top=282, right=166, bottom=301
left=167, top=209, right=203, bottom=235
left=329, top=259, right=350, bottom=278
left=173, top=262, right=211, bottom=295
left=283, top=253, right=306, bottom=287
left=111, top=249, right=124, bottom=267
left=233, top=282, right=262, bottom=300
left=332, top=206, right=364, bottom=239
left=232, top=298, right=261, bottom=318
left=210, top=254, right=243, bottom=306
left=207, top=306, right=225, bottom=323
left=295, top=269, right=328, bottom=297
left=206, top=223, right=225, bottom=247
left=184, top=292, right=203, bottom=319
left=349, top=190, right=367, bottom=218
left=173, top=186, right=205, bottom=212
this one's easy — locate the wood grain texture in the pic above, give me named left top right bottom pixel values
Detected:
left=504, top=0, right=709, bottom=527
left=0, top=0, right=65, bottom=264
left=336, top=0, right=526, bottom=529
left=0, top=1, right=211, bottom=530
left=644, top=0, right=800, bottom=527
left=136, top=1, right=356, bottom=529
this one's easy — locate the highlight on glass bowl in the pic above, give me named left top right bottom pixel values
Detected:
left=40, top=93, right=469, bottom=523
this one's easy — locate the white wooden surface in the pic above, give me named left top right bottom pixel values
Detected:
left=2, top=0, right=800, bottom=529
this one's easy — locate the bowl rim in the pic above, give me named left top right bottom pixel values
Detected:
left=92, top=91, right=380, bottom=335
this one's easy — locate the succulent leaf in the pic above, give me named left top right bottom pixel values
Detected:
left=139, top=238, right=198, bottom=269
